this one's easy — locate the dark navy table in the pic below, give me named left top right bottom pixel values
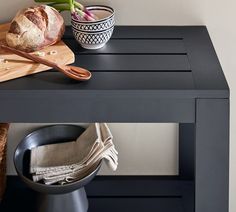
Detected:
left=0, top=26, right=229, bottom=212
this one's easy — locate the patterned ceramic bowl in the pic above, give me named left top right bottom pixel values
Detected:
left=71, top=5, right=115, bottom=49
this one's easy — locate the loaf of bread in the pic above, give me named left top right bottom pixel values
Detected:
left=6, top=5, right=65, bottom=52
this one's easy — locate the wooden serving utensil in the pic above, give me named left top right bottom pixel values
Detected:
left=1, top=45, right=91, bottom=81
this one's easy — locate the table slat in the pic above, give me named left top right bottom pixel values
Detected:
left=76, top=55, right=190, bottom=71
left=64, top=39, right=186, bottom=54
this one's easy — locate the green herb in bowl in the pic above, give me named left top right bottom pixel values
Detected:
left=35, top=0, right=97, bottom=21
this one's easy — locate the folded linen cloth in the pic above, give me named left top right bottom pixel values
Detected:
left=30, top=123, right=118, bottom=185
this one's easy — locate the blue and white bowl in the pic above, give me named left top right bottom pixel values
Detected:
left=71, top=5, right=115, bottom=50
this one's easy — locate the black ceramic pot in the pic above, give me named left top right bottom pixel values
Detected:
left=14, top=125, right=101, bottom=212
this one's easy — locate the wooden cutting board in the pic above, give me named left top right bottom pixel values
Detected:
left=0, top=23, right=75, bottom=82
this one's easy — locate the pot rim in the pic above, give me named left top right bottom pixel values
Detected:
left=71, top=5, right=114, bottom=24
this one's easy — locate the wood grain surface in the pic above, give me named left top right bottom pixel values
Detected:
left=0, top=23, right=75, bottom=82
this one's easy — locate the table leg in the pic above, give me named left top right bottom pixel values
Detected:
left=195, top=99, right=229, bottom=212
left=179, top=123, right=195, bottom=180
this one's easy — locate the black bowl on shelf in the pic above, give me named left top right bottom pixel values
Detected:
left=14, top=125, right=102, bottom=212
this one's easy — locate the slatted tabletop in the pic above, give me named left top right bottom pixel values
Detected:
left=0, top=26, right=229, bottom=122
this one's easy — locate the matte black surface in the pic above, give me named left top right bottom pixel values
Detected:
left=89, top=197, right=183, bottom=212
left=86, top=176, right=193, bottom=197
left=0, top=72, right=195, bottom=90
left=74, top=55, right=191, bottom=71
left=0, top=93, right=195, bottom=122
left=0, top=176, right=194, bottom=212
left=195, top=99, right=229, bottom=212
left=181, top=27, right=228, bottom=90
left=0, top=28, right=229, bottom=89
left=179, top=124, right=195, bottom=180
left=38, top=188, right=88, bottom=212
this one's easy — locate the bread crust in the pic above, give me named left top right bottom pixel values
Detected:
left=6, top=5, right=65, bottom=52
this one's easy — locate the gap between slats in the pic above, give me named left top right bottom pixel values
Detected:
left=88, top=196, right=182, bottom=198
left=78, top=53, right=187, bottom=55
left=110, top=38, right=183, bottom=40
left=47, top=70, right=192, bottom=73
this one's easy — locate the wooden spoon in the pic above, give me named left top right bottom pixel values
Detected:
left=1, top=45, right=91, bottom=81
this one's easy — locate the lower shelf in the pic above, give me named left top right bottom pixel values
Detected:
left=89, top=197, right=184, bottom=212
left=0, top=176, right=194, bottom=212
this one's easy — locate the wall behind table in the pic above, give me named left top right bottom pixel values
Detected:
left=1, top=0, right=235, bottom=211
left=0, top=0, right=203, bottom=25
left=7, top=123, right=179, bottom=176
